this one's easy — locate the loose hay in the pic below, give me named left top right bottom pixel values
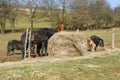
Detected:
left=47, top=31, right=87, bottom=57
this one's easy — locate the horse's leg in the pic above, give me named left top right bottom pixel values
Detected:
left=21, top=48, right=25, bottom=59
left=45, top=45, right=48, bottom=56
left=12, top=49, right=15, bottom=55
left=13, top=50, right=15, bottom=55
left=92, top=43, right=96, bottom=51
left=36, top=43, right=41, bottom=56
left=94, top=45, right=98, bottom=51
left=30, top=44, right=35, bottom=54
left=42, top=41, right=47, bottom=56
left=7, top=49, right=10, bottom=56
left=40, top=42, right=45, bottom=56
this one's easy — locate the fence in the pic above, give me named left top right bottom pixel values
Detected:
left=24, top=29, right=32, bottom=59
left=79, top=28, right=120, bottom=49
left=0, top=28, right=120, bottom=58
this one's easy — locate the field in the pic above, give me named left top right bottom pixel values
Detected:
left=0, top=28, right=120, bottom=62
left=0, top=23, right=120, bottom=79
left=0, top=50, right=120, bottom=80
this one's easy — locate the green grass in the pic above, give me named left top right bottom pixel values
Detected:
left=0, top=54, right=120, bottom=80
left=5, top=16, right=52, bottom=31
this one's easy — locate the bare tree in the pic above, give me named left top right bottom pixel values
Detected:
left=19, top=0, right=38, bottom=29
left=113, top=6, right=120, bottom=27
left=0, top=0, right=18, bottom=33
left=88, top=0, right=113, bottom=29
left=0, top=0, right=9, bottom=33
left=59, top=0, right=73, bottom=22
left=68, top=0, right=92, bottom=30
left=39, top=0, right=74, bottom=25
left=7, top=0, right=18, bottom=32
left=8, top=10, right=17, bottom=32
left=39, top=0, right=57, bottom=22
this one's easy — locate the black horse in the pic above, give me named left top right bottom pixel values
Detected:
left=90, top=35, right=104, bottom=51
left=21, top=28, right=57, bottom=56
left=7, top=40, right=35, bottom=59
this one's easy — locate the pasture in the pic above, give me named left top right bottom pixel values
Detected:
left=0, top=51, right=120, bottom=80
left=0, top=27, right=120, bottom=79
left=0, top=28, right=120, bottom=62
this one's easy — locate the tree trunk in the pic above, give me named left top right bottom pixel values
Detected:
left=11, top=22, right=14, bottom=32
left=10, top=20, right=15, bottom=32
left=30, top=20, right=33, bottom=30
left=1, top=26, right=5, bottom=33
left=61, top=0, right=66, bottom=22
left=1, top=22, right=5, bottom=33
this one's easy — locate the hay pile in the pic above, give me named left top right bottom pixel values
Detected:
left=47, top=31, right=87, bottom=57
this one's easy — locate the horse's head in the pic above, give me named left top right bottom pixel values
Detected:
left=99, top=40, right=104, bottom=47
left=56, top=22, right=65, bottom=31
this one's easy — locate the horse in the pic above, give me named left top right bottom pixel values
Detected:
left=55, top=22, right=65, bottom=31
left=33, top=28, right=57, bottom=56
left=7, top=40, right=35, bottom=59
left=87, top=38, right=96, bottom=51
left=21, top=28, right=57, bottom=57
left=90, top=35, right=104, bottom=51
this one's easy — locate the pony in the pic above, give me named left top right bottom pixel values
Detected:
left=7, top=40, right=35, bottom=59
left=90, top=35, right=104, bottom=51
left=33, top=28, right=57, bottom=56
left=55, top=22, right=65, bottom=31
left=87, top=38, right=96, bottom=51
left=21, top=28, right=57, bottom=57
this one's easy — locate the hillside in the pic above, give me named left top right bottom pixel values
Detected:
left=0, top=48, right=120, bottom=80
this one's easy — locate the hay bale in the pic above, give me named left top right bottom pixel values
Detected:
left=47, top=31, right=87, bottom=57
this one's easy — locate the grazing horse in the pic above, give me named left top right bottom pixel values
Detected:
left=55, top=22, right=65, bottom=31
left=90, top=35, right=104, bottom=51
left=7, top=40, right=35, bottom=59
left=21, top=28, right=57, bottom=57
left=34, top=28, right=57, bottom=56
left=87, top=38, right=96, bottom=51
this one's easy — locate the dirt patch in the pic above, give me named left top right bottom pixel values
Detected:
left=0, top=55, right=21, bottom=63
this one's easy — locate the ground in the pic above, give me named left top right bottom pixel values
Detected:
left=0, top=48, right=120, bottom=64
left=0, top=28, right=120, bottom=63
left=0, top=35, right=120, bottom=80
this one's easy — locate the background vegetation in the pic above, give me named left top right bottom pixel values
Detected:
left=0, top=0, right=120, bottom=33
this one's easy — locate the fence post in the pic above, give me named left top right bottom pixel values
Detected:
left=28, top=30, right=31, bottom=58
left=76, top=29, right=79, bottom=33
left=24, top=29, right=29, bottom=59
left=112, top=28, right=115, bottom=49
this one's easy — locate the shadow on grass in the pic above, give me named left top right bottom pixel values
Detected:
left=4, top=28, right=27, bottom=33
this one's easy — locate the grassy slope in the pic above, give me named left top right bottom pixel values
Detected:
left=0, top=18, right=120, bottom=80
left=0, top=54, right=120, bottom=80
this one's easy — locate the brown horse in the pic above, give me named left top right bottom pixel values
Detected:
left=87, top=38, right=96, bottom=51
left=55, top=22, right=65, bottom=31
